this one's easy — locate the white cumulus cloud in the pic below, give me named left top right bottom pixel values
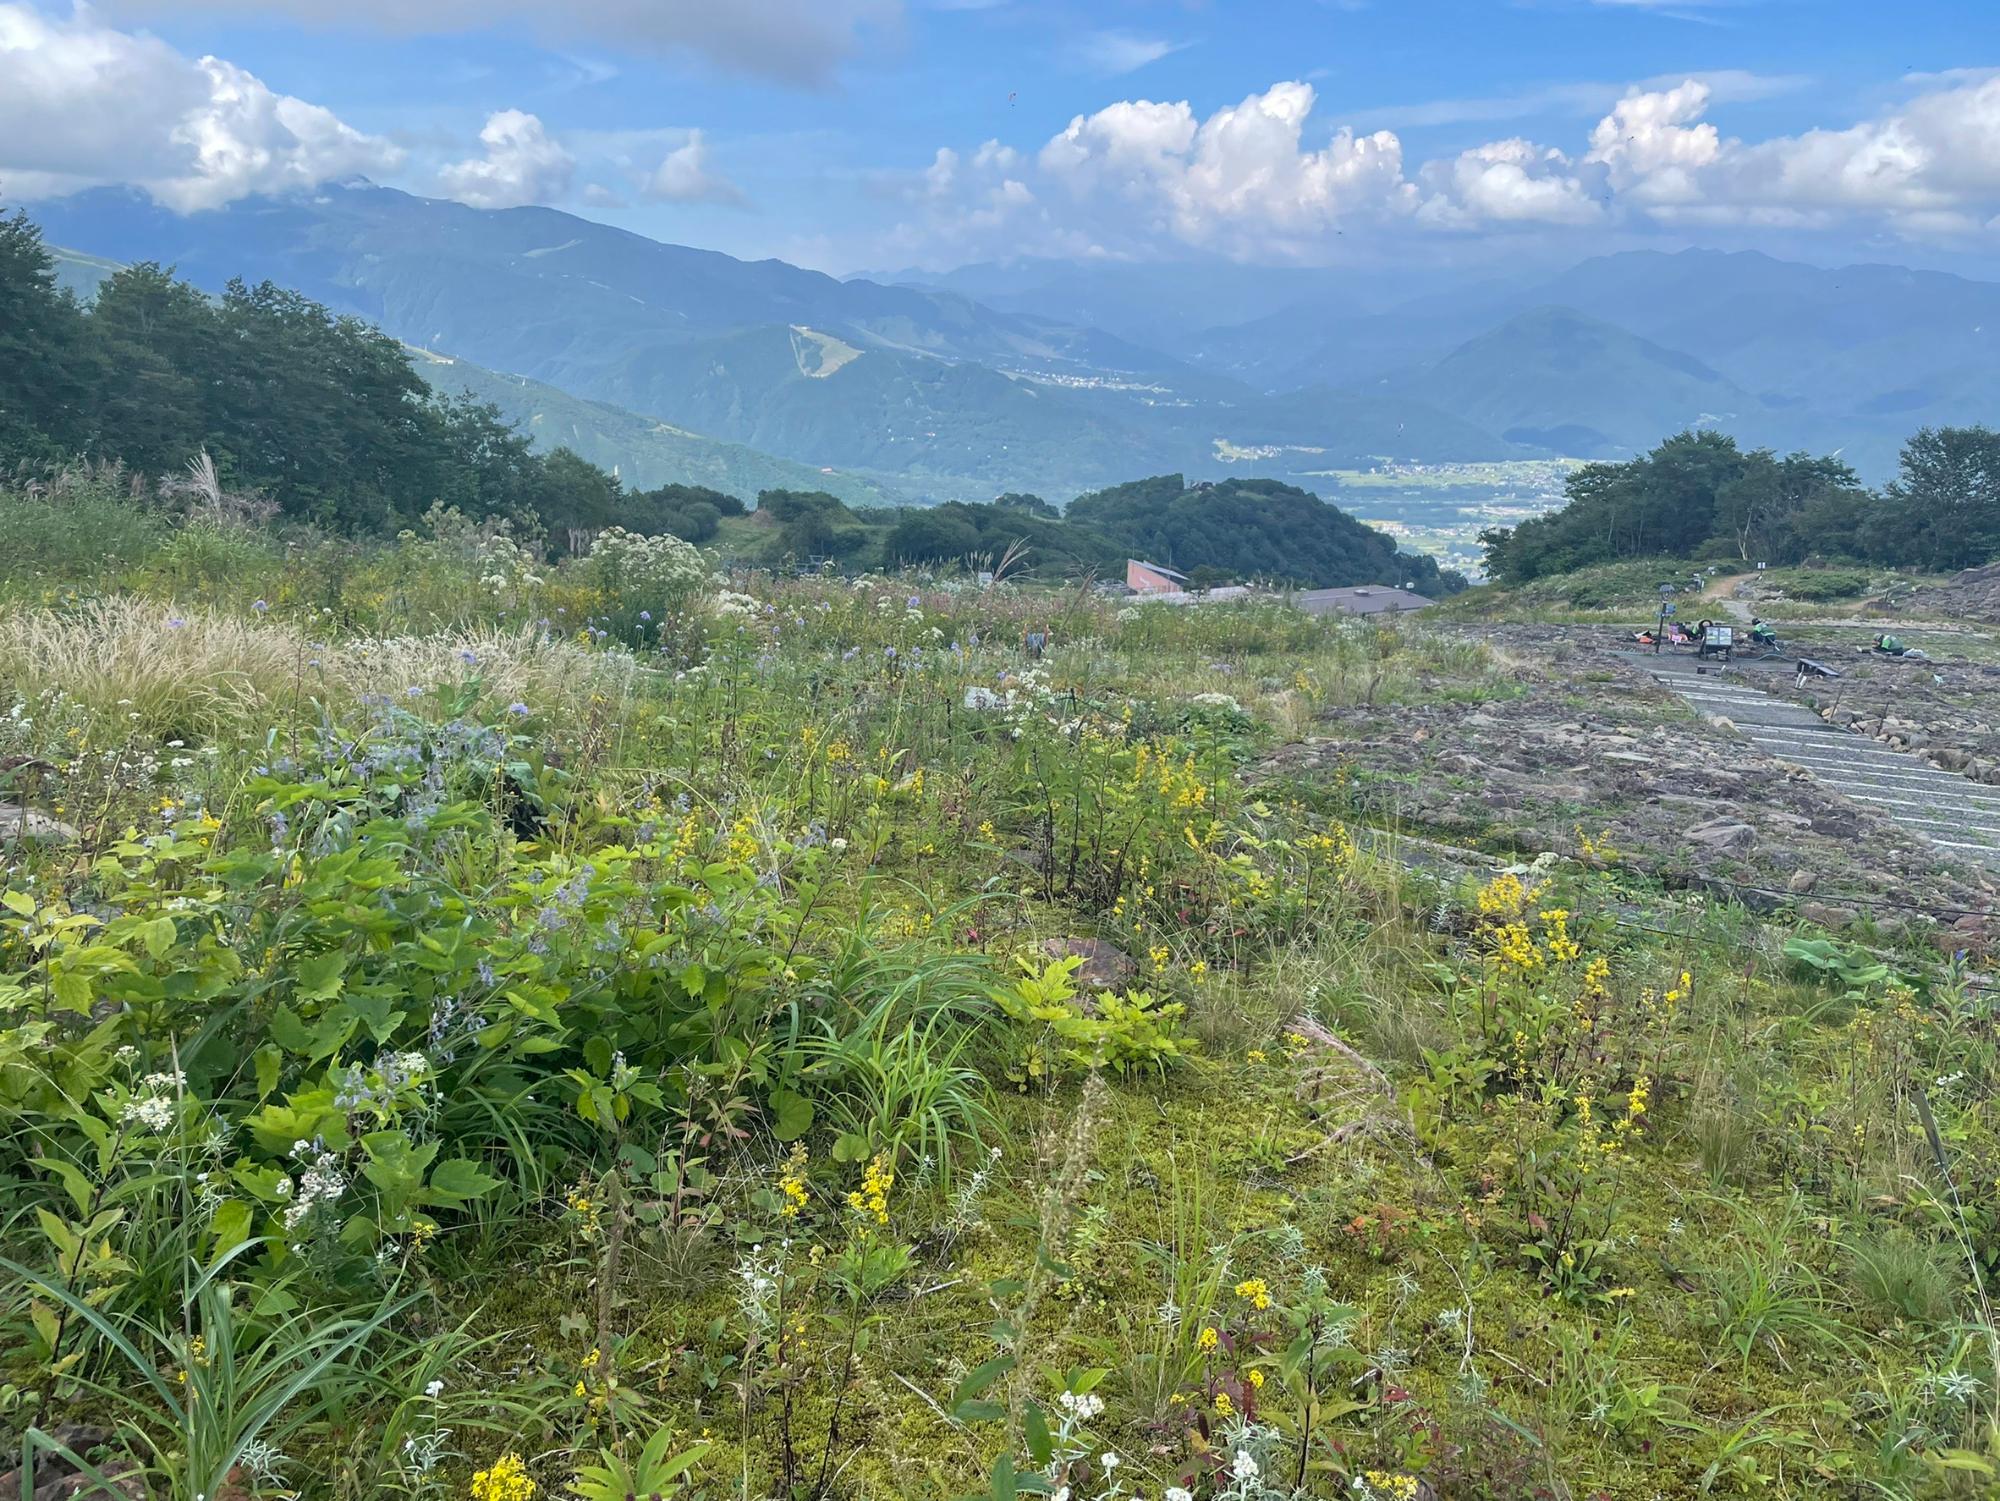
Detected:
left=907, top=69, right=2000, bottom=262
left=0, top=2, right=401, bottom=211
left=642, top=130, right=745, bottom=205
left=1420, top=138, right=1601, bottom=227
left=438, top=109, right=574, bottom=209
left=1040, top=82, right=1413, bottom=247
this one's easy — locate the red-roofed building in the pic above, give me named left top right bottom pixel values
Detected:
left=1126, top=559, right=1190, bottom=594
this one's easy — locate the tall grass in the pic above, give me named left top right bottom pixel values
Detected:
left=0, top=599, right=640, bottom=741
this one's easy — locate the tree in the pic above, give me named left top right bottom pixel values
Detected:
left=993, top=491, right=1058, bottom=518
left=85, top=263, right=222, bottom=478
left=1714, top=450, right=1862, bottom=565
left=1888, top=426, right=2000, bottom=572
left=662, top=500, right=720, bottom=543
left=0, top=208, right=86, bottom=461
left=758, top=489, right=856, bottom=559
left=534, top=447, right=625, bottom=540
left=884, top=509, right=982, bottom=564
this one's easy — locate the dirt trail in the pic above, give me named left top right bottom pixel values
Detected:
left=1699, top=572, right=1755, bottom=623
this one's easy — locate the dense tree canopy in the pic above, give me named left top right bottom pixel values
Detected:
left=1068, top=475, right=1465, bottom=594
left=0, top=206, right=634, bottom=543
left=1474, top=428, right=1995, bottom=584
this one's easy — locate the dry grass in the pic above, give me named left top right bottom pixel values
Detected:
left=0, top=599, right=643, bottom=741
left=0, top=598, right=303, bottom=739
left=338, top=625, right=640, bottom=706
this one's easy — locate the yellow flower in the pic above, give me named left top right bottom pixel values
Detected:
left=780, top=1174, right=808, bottom=1218
left=1197, top=1326, right=1220, bottom=1352
left=846, top=1153, right=894, bottom=1225
left=1234, top=1277, right=1271, bottom=1311
left=565, top=1190, right=601, bottom=1238
left=470, top=1453, right=536, bottom=1501
left=1246, top=1368, right=1265, bottom=1389
left=1213, top=1391, right=1232, bottom=1415
left=1247, top=1049, right=1267, bottom=1064
left=1476, top=872, right=1527, bottom=918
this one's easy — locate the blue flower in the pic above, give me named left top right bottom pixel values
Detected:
left=252, top=599, right=270, bottom=615
left=639, top=610, right=652, bottom=622
left=507, top=702, right=530, bottom=717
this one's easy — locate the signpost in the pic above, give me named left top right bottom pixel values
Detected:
left=1655, top=585, right=1678, bottom=653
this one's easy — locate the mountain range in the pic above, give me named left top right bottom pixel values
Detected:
left=33, top=182, right=2000, bottom=498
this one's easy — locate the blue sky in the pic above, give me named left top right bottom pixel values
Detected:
left=4, top=1, right=1999, bottom=273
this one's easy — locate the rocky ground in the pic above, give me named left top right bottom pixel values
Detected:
left=1259, top=622, right=2000, bottom=950
left=1887, top=559, right=2000, bottom=623
left=1761, top=634, right=2000, bottom=784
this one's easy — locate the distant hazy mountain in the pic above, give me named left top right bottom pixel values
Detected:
left=407, top=349, right=904, bottom=507
left=32, top=184, right=1507, bottom=496
left=1401, top=307, right=1752, bottom=459
left=36, top=183, right=1989, bottom=492
left=1190, top=248, right=2000, bottom=478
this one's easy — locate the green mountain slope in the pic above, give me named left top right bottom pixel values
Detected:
left=31, top=186, right=1510, bottom=495
left=408, top=348, right=901, bottom=508
left=1404, top=307, right=1750, bottom=458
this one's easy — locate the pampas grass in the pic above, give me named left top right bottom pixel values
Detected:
left=0, top=599, right=641, bottom=742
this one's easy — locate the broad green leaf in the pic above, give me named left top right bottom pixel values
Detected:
left=427, top=1158, right=503, bottom=1203
left=767, top=1087, right=814, bottom=1142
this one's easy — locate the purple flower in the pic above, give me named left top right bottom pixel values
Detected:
left=639, top=610, right=652, bottom=622
left=166, top=616, right=186, bottom=630
left=907, top=595, right=921, bottom=609
left=507, top=702, right=530, bottom=717
left=458, top=649, right=477, bottom=666
left=252, top=599, right=270, bottom=615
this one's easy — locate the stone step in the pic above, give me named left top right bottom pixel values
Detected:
left=1635, top=658, right=2000, bottom=869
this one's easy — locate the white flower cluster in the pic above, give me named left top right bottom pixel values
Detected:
left=1188, top=692, right=1244, bottom=714
left=476, top=532, right=544, bottom=595
left=120, top=1068, right=187, bottom=1133
left=735, top=1242, right=785, bottom=1331
left=713, top=589, right=760, bottom=618
left=1055, top=1390, right=1104, bottom=1420
left=587, top=527, right=714, bottom=613
left=281, top=1139, right=348, bottom=1232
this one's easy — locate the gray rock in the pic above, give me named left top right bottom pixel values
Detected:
left=1039, top=937, right=1136, bottom=991
left=0, top=803, right=77, bottom=843
left=1788, top=869, right=1819, bottom=894
left=1686, top=818, right=1757, bottom=851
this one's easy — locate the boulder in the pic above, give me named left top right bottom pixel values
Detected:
left=1038, top=937, right=1136, bottom=990
left=0, top=803, right=77, bottom=844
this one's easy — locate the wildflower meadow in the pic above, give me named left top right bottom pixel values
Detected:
left=0, top=485, right=1996, bottom=1500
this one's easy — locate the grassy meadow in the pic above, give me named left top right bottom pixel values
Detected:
left=1, top=483, right=1997, bottom=1500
